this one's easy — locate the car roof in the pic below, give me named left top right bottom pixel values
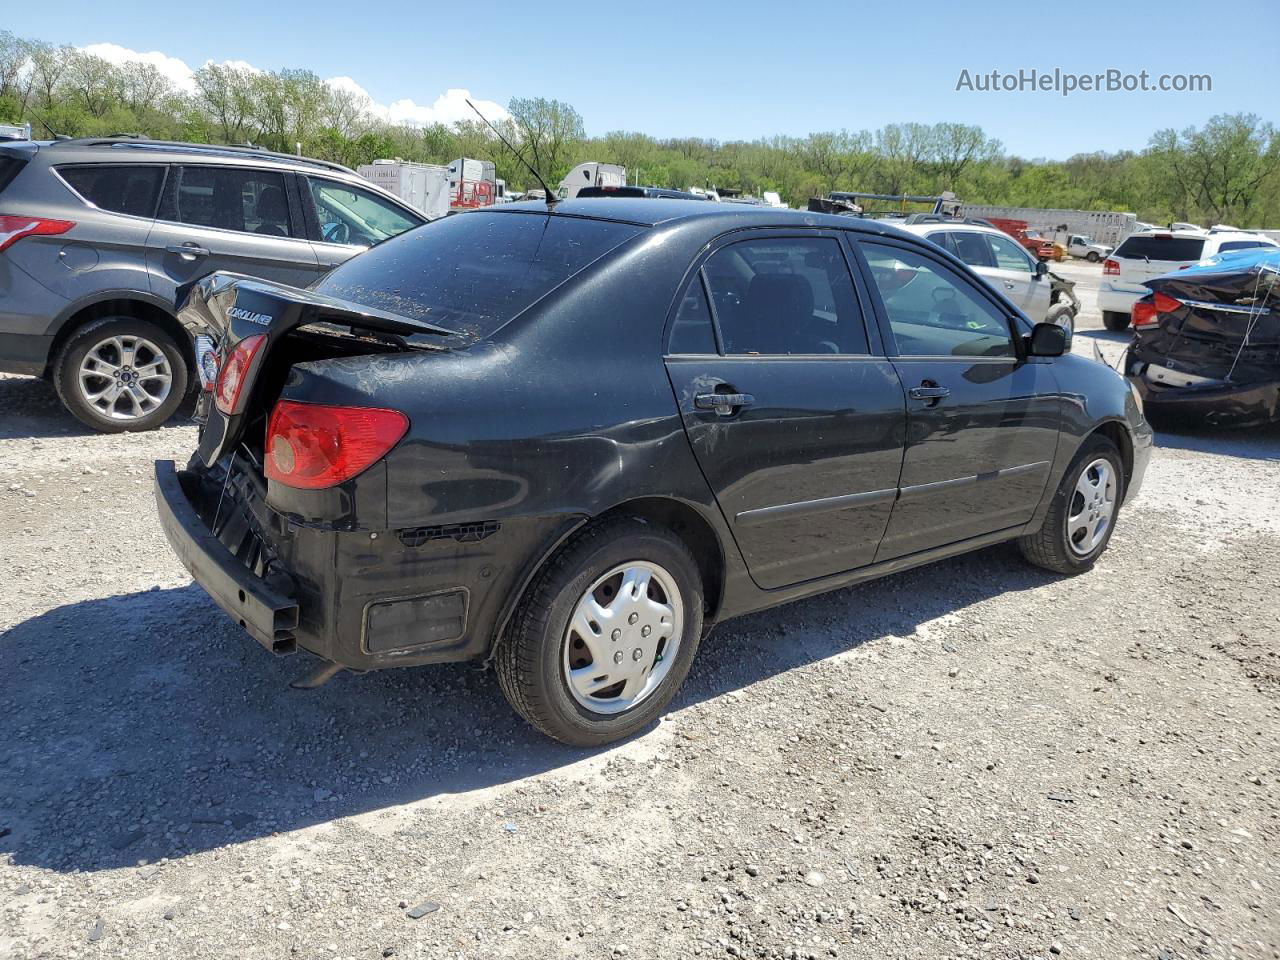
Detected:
left=491, top=197, right=917, bottom=236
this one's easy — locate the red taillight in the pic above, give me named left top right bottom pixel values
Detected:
left=1102, top=258, right=1120, bottom=276
left=265, top=401, right=408, bottom=490
left=214, top=334, right=266, bottom=415
left=1152, top=292, right=1182, bottom=314
left=0, top=215, right=75, bottom=252
left=1132, top=300, right=1158, bottom=327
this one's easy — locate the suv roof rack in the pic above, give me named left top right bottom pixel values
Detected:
left=46, top=137, right=354, bottom=174
left=901, top=213, right=994, bottom=227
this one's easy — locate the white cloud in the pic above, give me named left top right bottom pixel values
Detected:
left=75, top=43, right=505, bottom=130
left=80, top=42, right=198, bottom=93
left=326, top=77, right=509, bottom=127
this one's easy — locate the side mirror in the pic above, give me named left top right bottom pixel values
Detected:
left=1034, top=260, right=1049, bottom=278
left=1027, top=321, right=1067, bottom=357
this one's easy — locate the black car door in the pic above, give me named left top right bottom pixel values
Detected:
left=852, top=237, right=1061, bottom=561
left=663, top=231, right=907, bottom=590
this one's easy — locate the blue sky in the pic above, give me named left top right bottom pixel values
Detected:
left=7, top=0, right=1274, bottom=158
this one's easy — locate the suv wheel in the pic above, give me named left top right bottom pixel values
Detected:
left=1102, top=310, right=1130, bottom=332
left=54, top=316, right=189, bottom=433
left=495, top=517, right=704, bottom=746
left=1018, top=435, right=1124, bottom=575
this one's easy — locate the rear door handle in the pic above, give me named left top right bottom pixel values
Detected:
left=166, top=243, right=210, bottom=258
left=694, top=392, right=754, bottom=416
left=908, top=385, right=951, bottom=400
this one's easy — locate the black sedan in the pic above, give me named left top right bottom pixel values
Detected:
left=155, top=199, right=1153, bottom=745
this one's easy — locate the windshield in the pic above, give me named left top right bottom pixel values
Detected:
left=314, top=211, right=645, bottom=342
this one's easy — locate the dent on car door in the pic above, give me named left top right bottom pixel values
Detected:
left=662, top=233, right=907, bottom=590
left=146, top=164, right=318, bottom=299
left=855, top=239, right=1061, bottom=560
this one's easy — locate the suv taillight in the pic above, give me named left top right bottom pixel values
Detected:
left=265, top=401, right=409, bottom=490
left=0, top=215, right=74, bottom=252
left=214, top=334, right=266, bottom=415
left=1102, top=258, right=1120, bottom=276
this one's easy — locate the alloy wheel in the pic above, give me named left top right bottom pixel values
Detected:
left=77, top=334, right=173, bottom=421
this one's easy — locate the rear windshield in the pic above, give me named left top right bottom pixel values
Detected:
left=1113, top=235, right=1205, bottom=262
left=314, top=211, right=645, bottom=341
left=0, top=154, right=28, bottom=193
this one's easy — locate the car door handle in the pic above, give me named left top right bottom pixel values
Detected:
left=908, top=385, right=951, bottom=401
left=1002, top=280, right=1016, bottom=289
left=694, top=392, right=754, bottom=415
left=166, top=243, right=210, bottom=258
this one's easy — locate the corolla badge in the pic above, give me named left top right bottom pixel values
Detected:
left=227, top=306, right=273, bottom=325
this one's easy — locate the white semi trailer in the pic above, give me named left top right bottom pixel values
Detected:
left=357, top=159, right=451, bottom=220
left=558, top=162, right=626, bottom=199
left=959, top=204, right=1139, bottom=248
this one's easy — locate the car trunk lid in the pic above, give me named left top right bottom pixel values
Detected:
left=177, top=271, right=456, bottom=467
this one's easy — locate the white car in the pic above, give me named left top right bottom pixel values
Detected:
left=896, top=221, right=1058, bottom=328
left=1098, top=229, right=1278, bottom=330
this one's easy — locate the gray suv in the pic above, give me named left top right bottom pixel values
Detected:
left=0, top=138, right=426, bottom=431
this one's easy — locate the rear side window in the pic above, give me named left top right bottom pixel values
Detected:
left=168, top=166, right=293, bottom=237
left=700, top=236, right=869, bottom=355
left=668, top=275, right=718, bottom=354
left=1216, top=240, right=1273, bottom=253
left=315, top=211, right=644, bottom=341
left=58, top=165, right=164, bottom=217
left=1114, top=235, right=1205, bottom=261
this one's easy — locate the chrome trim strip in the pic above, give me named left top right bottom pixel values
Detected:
left=897, top=460, right=1050, bottom=502
left=1176, top=298, right=1270, bottom=317
left=735, top=487, right=897, bottom=526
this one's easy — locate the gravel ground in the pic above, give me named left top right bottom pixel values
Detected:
left=2, top=261, right=1278, bottom=960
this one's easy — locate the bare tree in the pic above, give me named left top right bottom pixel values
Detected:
left=507, top=96, right=585, bottom=183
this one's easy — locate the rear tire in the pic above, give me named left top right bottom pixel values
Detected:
left=1102, top=310, right=1130, bottom=332
left=53, top=316, right=189, bottom=433
left=1019, top=435, right=1124, bottom=575
left=494, top=517, right=704, bottom=746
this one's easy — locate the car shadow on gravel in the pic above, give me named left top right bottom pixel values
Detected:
left=0, top=544, right=1054, bottom=874
left=0, top=373, right=195, bottom=440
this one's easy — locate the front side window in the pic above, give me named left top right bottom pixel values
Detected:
left=58, top=164, right=164, bottom=218
left=987, top=233, right=1035, bottom=272
left=860, top=242, right=1015, bottom=358
left=308, top=178, right=420, bottom=247
left=172, top=166, right=292, bottom=237
left=700, top=236, right=869, bottom=355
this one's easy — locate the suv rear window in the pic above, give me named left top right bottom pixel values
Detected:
left=58, top=164, right=164, bottom=217
left=1113, top=235, right=1205, bottom=262
left=315, top=211, right=645, bottom=340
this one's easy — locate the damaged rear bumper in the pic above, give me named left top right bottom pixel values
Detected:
left=1128, top=375, right=1280, bottom=427
left=154, top=459, right=301, bottom=654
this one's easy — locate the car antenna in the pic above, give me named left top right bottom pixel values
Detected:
left=30, top=111, right=69, bottom=140
left=465, top=99, right=558, bottom=210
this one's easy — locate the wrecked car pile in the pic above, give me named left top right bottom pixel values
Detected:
left=1126, top=247, right=1280, bottom=426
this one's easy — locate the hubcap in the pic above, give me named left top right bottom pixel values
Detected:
left=78, top=335, right=172, bottom=420
left=562, top=560, right=683, bottom=715
left=1066, top=457, right=1116, bottom=556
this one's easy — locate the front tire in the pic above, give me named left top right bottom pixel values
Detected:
left=1102, top=310, right=1130, bottom=332
left=53, top=316, right=188, bottom=432
left=495, top=517, right=704, bottom=746
left=1019, top=436, right=1124, bottom=575
left=1086, top=251, right=1100, bottom=263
